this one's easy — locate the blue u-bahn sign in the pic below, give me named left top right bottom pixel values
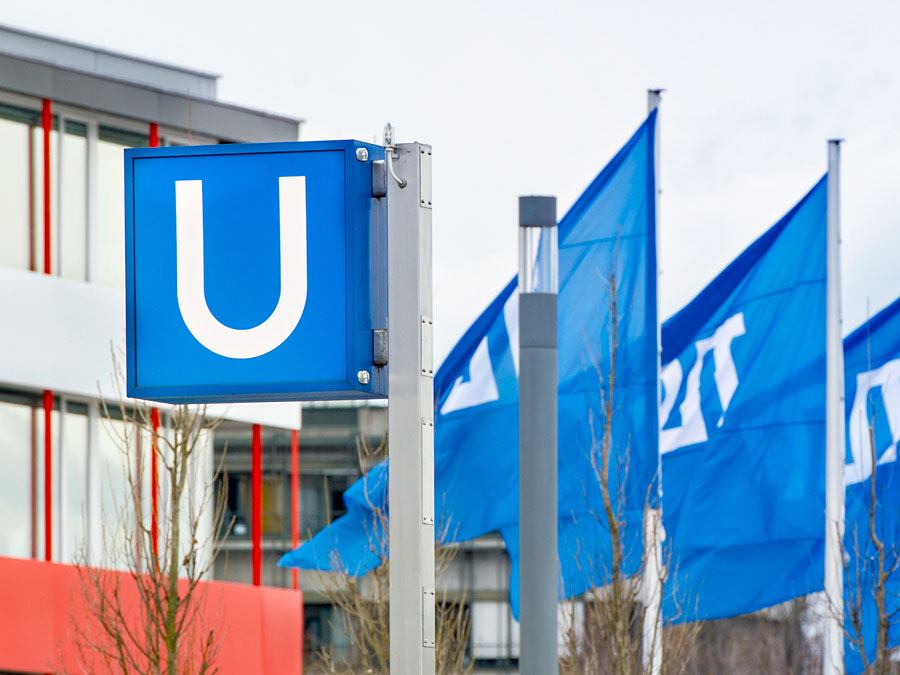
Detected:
left=125, top=140, right=387, bottom=403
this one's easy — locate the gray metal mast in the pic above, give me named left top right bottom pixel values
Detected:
left=643, top=88, right=665, bottom=675
left=387, top=139, right=436, bottom=674
left=823, top=139, right=845, bottom=675
left=518, top=195, right=559, bottom=675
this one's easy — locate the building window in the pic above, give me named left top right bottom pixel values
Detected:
left=217, top=467, right=360, bottom=540
left=0, top=97, right=152, bottom=285
left=301, top=472, right=354, bottom=536
left=32, top=395, right=59, bottom=561
left=59, top=121, right=88, bottom=281
left=30, top=121, right=58, bottom=274
left=0, top=103, right=37, bottom=271
left=222, top=473, right=287, bottom=539
left=96, top=126, right=147, bottom=289
left=0, top=392, right=90, bottom=564
left=0, top=397, right=35, bottom=558
left=471, top=601, right=520, bottom=666
left=61, top=400, right=89, bottom=563
left=96, top=414, right=135, bottom=569
left=262, top=475, right=285, bottom=535
left=304, top=604, right=351, bottom=665
left=224, top=473, right=250, bottom=537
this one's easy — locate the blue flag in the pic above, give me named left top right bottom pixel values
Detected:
left=842, top=296, right=900, bottom=674
left=281, top=112, right=660, bottom=583
left=659, top=176, right=828, bottom=620
left=508, top=176, right=831, bottom=620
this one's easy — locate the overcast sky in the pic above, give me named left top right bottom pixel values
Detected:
left=7, top=0, right=899, bottom=361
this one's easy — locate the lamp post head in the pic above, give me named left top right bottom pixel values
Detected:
left=519, top=196, right=557, bottom=229
left=518, top=196, right=558, bottom=295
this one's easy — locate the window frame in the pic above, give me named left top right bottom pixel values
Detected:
left=0, top=90, right=218, bottom=286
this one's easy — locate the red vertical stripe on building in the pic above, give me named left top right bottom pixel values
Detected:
left=150, top=408, right=160, bottom=563
left=134, top=430, right=142, bottom=570
left=42, top=390, right=52, bottom=562
left=291, top=429, right=299, bottom=591
left=147, top=124, right=159, bottom=566
left=40, top=100, right=53, bottom=564
left=145, top=124, right=159, bottom=572
left=252, top=424, right=262, bottom=587
left=41, top=99, right=51, bottom=275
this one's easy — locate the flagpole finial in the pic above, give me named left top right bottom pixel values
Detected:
left=647, top=89, right=665, bottom=112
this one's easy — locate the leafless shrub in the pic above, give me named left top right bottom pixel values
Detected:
left=677, top=597, right=821, bottom=675
left=65, top=364, right=229, bottom=675
left=307, top=432, right=472, bottom=674
left=559, top=247, right=700, bottom=674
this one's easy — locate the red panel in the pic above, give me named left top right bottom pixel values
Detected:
left=41, top=99, right=51, bottom=276
left=0, top=556, right=302, bottom=674
left=261, top=586, right=304, bottom=675
left=150, top=407, right=160, bottom=561
left=252, top=424, right=262, bottom=587
left=148, top=122, right=159, bottom=148
left=291, top=428, right=299, bottom=591
left=43, top=390, right=53, bottom=562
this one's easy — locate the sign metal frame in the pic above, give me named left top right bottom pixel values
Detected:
left=125, top=136, right=436, bottom=674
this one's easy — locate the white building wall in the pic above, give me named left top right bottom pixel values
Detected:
left=0, top=267, right=301, bottom=429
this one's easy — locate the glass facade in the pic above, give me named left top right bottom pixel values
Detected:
left=216, top=426, right=301, bottom=541
left=96, top=126, right=147, bottom=289
left=225, top=473, right=288, bottom=538
left=304, top=604, right=351, bottom=664
left=32, top=401, right=59, bottom=562
left=0, top=99, right=149, bottom=287
left=0, top=96, right=167, bottom=569
left=97, top=416, right=131, bottom=544
left=0, top=110, right=31, bottom=271
left=0, top=96, right=213, bottom=565
left=61, top=402, right=89, bottom=563
left=0, top=397, right=34, bottom=558
left=60, top=123, right=88, bottom=281
left=300, top=472, right=354, bottom=536
left=0, top=393, right=107, bottom=565
left=30, top=124, right=58, bottom=274
left=218, top=457, right=358, bottom=541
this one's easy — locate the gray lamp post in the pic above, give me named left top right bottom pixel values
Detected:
left=518, top=195, right=559, bottom=675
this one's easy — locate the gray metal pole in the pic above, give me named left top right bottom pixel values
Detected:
left=519, top=196, right=559, bottom=675
left=643, top=88, right=665, bottom=675
left=823, top=139, right=845, bottom=675
left=387, top=141, right=436, bottom=675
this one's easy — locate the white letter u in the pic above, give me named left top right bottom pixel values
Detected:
left=175, top=176, right=308, bottom=359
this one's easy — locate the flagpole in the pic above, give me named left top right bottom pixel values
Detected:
left=824, top=139, right=845, bottom=675
left=644, top=88, right=664, bottom=675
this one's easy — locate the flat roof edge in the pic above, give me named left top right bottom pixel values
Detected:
left=0, top=23, right=221, bottom=81
left=0, top=51, right=303, bottom=134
